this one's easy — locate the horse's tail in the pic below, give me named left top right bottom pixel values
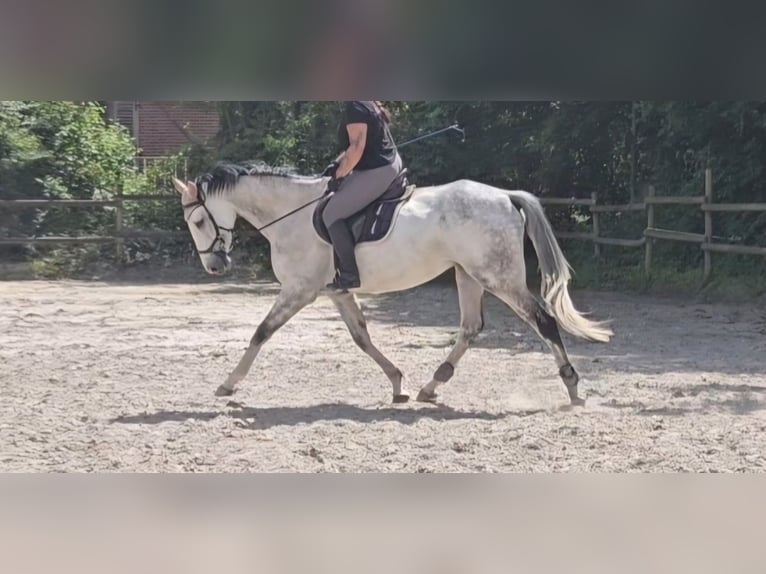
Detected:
left=506, top=190, right=613, bottom=343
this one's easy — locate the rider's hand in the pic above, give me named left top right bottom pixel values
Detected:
left=321, top=161, right=339, bottom=178
left=327, top=176, right=344, bottom=193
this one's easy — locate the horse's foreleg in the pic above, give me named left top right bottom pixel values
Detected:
left=417, top=266, right=484, bottom=403
left=215, top=289, right=317, bottom=397
left=330, top=292, right=409, bottom=403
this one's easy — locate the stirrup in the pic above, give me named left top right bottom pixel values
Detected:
left=326, top=272, right=360, bottom=293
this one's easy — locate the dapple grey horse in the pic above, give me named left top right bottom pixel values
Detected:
left=172, top=163, right=611, bottom=405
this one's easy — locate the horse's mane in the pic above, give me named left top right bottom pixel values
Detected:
left=194, top=161, right=311, bottom=195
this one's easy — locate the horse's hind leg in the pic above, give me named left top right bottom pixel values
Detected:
left=331, top=292, right=410, bottom=403
left=416, top=266, right=484, bottom=403
left=490, top=282, right=583, bottom=406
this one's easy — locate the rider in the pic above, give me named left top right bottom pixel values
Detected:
left=322, top=101, right=404, bottom=292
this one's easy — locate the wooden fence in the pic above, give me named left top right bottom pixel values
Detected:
left=0, top=193, right=179, bottom=257
left=1, top=168, right=765, bottom=280
left=538, top=168, right=766, bottom=281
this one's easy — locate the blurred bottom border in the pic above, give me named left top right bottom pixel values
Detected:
left=0, top=473, right=763, bottom=574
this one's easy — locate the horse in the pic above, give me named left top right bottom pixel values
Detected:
left=171, top=162, right=612, bottom=406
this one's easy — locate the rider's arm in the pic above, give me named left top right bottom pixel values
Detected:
left=336, top=122, right=366, bottom=178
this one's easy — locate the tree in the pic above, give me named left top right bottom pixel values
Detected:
left=1, top=101, right=139, bottom=260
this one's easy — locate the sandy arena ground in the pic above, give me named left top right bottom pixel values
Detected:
left=1, top=278, right=764, bottom=472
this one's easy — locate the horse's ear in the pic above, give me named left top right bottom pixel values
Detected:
left=186, top=180, right=199, bottom=200
left=172, top=177, right=187, bottom=196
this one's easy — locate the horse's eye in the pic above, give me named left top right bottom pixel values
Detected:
left=193, top=219, right=205, bottom=229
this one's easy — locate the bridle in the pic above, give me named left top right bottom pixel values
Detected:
left=182, top=191, right=236, bottom=255
left=183, top=183, right=329, bottom=255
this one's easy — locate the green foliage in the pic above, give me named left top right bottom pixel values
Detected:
left=4, top=100, right=766, bottom=296
left=0, top=102, right=48, bottom=256
left=123, top=154, right=186, bottom=229
left=1, top=101, right=139, bottom=256
left=0, top=101, right=189, bottom=269
left=0, top=102, right=43, bottom=166
left=29, top=245, right=109, bottom=279
left=157, top=101, right=766, bottom=296
left=214, top=102, right=342, bottom=172
left=20, top=101, right=136, bottom=200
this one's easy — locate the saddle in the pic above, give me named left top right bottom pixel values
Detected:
left=313, top=168, right=416, bottom=244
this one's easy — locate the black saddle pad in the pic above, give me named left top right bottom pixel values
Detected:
left=313, top=168, right=415, bottom=244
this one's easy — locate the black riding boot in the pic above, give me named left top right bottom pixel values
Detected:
left=326, top=220, right=361, bottom=292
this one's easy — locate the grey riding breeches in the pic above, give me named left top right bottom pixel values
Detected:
left=322, top=154, right=403, bottom=227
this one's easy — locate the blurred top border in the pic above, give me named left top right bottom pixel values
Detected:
left=1, top=0, right=765, bottom=100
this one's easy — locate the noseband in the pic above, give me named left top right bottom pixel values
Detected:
left=182, top=193, right=235, bottom=255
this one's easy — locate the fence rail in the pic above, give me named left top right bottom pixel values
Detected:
left=0, top=195, right=173, bottom=206
left=538, top=167, right=766, bottom=280
left=0, top=199, right=121, bottom=207
left=589, top=203, right=645, bottom=213
left=644, top=195, right=705, bottom=205
left=0, top=193, right=188, bottom=258
left=133, top=156, right=188, bottom=179
left=2, top=168, right=764, bottom=281
left=644, top=228, right=706, bottom=244
left=701, top=203, right=766, bottom=212
left=0, top=230, right=190, bottom=245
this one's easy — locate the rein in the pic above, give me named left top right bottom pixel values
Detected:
left=183, top=188, right=328, bottom=254
left=183, top=121, right=463, bottom=248
left=253, top=195, right=326, bottom=233
left=241, top=123, right=465, bottom=233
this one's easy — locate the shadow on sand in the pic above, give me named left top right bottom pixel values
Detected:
left=110, top=401, right=546, bottom=430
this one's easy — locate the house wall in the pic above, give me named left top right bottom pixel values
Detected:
left=134, top=101, right=220, bottom=156
left=107, top=101, right=220, bottom=156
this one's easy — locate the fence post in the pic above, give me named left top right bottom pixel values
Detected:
left=630, top=101, right=637, bottom=204
left=114, top=188, right=124, bottom=263
left=703, top=168, right=713, bottom=281
left=644, top=184, right=655, bottom=275
left=591, top=191, right=600, bottom=257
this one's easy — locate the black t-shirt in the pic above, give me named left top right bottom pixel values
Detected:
left=337, top=101, right=397, bottom=171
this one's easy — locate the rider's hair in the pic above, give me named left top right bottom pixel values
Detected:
left=374, top=101, right=392, bottom=124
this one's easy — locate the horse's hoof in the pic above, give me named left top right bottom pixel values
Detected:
left=215, top=385, right=235, bottom=397
left=416, top=390, right=438, bottom=403
left=393, top=393, right=410, bottom=404
left=569, top=397, right=586, bottom=407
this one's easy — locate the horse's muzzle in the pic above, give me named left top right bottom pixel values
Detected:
left=205, top=251, right=231, bottom=275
